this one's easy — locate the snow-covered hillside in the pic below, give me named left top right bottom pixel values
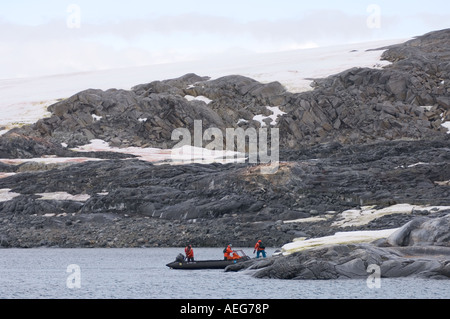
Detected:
left=0, top=39, right=403, bottom=131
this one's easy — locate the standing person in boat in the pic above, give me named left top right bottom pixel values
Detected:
left=223, top=244, right=240, bottom=260
left=185, top=244, right=194, bottom=262
left=253, top=240, right=266, bottom=258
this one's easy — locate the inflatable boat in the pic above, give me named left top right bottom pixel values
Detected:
left=166, top=250, right=250, bottom=270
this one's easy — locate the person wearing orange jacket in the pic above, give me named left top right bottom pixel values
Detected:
left=185, top=244, right=194, bottom=262
left=253, top=240, right=266, bottom=258
left=223, top=244, right=240, bottom=260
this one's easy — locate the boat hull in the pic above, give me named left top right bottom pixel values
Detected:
left=166, top=257, right=250, bottom=270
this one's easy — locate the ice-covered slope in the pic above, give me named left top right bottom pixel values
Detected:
left=0, top=39, right=403, bottom=131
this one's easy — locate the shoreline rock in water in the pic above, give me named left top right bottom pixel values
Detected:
left=225, top=214, right=450, bottom=279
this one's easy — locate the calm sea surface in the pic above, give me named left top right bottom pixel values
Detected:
left=0, top=248, right=448, bottom=299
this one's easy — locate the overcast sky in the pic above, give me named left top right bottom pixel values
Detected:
left=1, top=0, right=449, bottom=79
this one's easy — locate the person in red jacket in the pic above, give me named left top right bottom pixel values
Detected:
left=253, top=240, right=266, bottom=258
left=185, top=244, right=194, bottom=262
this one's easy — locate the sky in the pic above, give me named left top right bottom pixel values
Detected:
left=0, top=0, right=449, bottom=79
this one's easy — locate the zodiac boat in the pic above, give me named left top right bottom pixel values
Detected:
left=166, top=250, right=250, bottom=270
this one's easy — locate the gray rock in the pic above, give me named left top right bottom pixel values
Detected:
left=387, top=215, right=450, bottom=246
left=230, top=215, right=450, bottom=280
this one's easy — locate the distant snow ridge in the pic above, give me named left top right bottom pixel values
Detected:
left=0, top=38, right=401, bottom=131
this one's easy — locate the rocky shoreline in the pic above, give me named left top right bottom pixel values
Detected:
left=225, top=214, right=450, bottom=279
left=0, top=137, right=449, bottom=249
left=1, top=29, right=450, bottom=279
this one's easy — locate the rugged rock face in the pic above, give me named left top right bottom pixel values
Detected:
left=226, top=215, right=450, bottom=279
left=0, top=137, right=449, bottom=248
left=3, top=73, right=285, bottom=155
left=279, top=29, right=450, bottom=148
left=0, top=29, right=450, bottom=253
left=2, top=30, right=450, bottom=158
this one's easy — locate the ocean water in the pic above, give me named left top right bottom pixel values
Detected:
left=0, top=247, right=448, bottom=299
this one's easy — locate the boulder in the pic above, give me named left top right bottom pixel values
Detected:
left=386, top=75, right=407, bottom=100
left=388, top=214, right=450, bottom=246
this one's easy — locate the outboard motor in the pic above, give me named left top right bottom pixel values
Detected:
left=175, top=253, right=185, bottom=263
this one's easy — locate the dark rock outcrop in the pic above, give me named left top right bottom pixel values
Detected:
left=0, top=136, right=449, bottom=248
left=226, top=215, right=450, bottom=279
left=2, top=73, right=286, bottom=157
left=279, top=29, right=450, bottom=148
